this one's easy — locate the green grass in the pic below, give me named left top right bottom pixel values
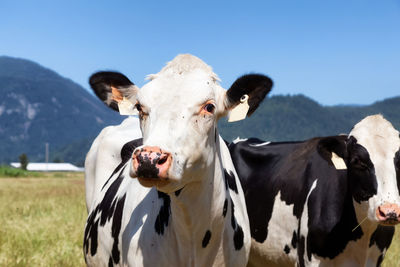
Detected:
left=0, top=173, right=398, bottom=266
left=0, top=173, right=86, bottom=266
left=0, top=165, right=40, bottom=178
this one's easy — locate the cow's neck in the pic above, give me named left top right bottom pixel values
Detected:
left=353, top=200, right=378, bottom=235
left=165, top=136, right=228, bottom=261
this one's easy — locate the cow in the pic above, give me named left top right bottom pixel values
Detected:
left=84, top=116, right=141, bottom=212
left=83, top=54, right=273, bottom=266
left=228, top=114, right=400, bottom=266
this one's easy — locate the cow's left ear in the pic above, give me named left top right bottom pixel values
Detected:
left=89, top=71, right=139, bottom=113
left=317, top=136, right=348, bottom=165
left=223, top=74, right=273, bottom=121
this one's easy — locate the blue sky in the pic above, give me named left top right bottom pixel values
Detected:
left=1, top=0, right=399, bottom=105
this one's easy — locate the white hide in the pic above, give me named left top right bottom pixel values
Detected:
left=248, top=192, right=298, bottom=267
left=85, top=116, right=141, bottom=212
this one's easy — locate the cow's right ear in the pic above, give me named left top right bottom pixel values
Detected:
left=89, top=71, right=139, bottom=112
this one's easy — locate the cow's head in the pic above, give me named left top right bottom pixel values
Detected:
left=346, top=115, right=400, bottom=226
left=90, top=54, right=272, bottom=193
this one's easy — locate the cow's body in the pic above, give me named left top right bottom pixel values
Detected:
left=229, top=115, right=400, bottom=266
left=83, top=54, right=273, bottom=266
left=84, top=135, right=248, bottom=266
left=84, top=116, right=141, bottom=211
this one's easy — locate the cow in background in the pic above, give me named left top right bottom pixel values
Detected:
left=84, top=117, right=141, bottom=212
left=229, top=114, right=400, bottom=266
left=83, top=54, right=273, bottom=266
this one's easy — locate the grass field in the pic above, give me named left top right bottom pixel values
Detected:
left=0, top=171, right=399, bottom=266
left=0, top=172, right=86, bottom=266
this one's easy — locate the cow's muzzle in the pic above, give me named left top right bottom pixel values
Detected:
left=376, top=203, right=400, bottom=225
left=132, top=146, right=172, bottom=180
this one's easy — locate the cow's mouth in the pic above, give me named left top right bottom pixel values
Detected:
left=378, top=216, right=400, bottom=226
left=137, top=176, right=170, bottom=188
left=378, top=219, right=400, bottom=226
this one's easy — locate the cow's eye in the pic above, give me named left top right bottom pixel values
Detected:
left=203, top=103, right=215, bottom=114
left=351, top=157, right=368, bottom=170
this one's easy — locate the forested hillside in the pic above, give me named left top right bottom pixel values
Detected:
left=219, top=94, right=400, bottom=141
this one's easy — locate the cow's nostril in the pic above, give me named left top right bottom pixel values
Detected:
left=379, top=207, right=386, bottom=218
left=158, top=155, right=168, bottom=165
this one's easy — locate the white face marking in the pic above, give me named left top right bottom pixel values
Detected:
left=349, top=115, right=400, bottom=222
left=131, top=55, right=229, bottom=192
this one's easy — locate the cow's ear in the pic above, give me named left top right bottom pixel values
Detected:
left=317, top=136, right=348, bottom=165
left=89, top=71, right=139, bottom=112
left=224, top=74, right=273, bottom=121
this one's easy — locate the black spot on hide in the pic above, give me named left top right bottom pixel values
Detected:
left=369, top=225, right=395, bottom=251
left=111, top=194, right=126, bottom=265
left=224, top=169, right=238, bottom=194
left=84, top=167, right=126, bottom=258
left=297, top=234, right=306, bottom=267
left=284, top=245, right=290, bottom=254
left=233, top=225, right=244, bottom=250
left=154, top=191, right=171, bottom=235
left=291, top=231, right=297, bottom=249
left=223, top=199, right=228, bottom=217
left=202, top=230, right=212, bottom=248
left=174, top=188, right=183, bottom=197
left=230, top=198, right=244, bottom=250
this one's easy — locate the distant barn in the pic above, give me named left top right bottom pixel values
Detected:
left=10, top=162, right=84, bottom=172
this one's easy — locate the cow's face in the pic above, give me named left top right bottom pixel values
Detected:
left=90, top=54, right=272, bottom=193
left=348, top=115, right=400, bottom=226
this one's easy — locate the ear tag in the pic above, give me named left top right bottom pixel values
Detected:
left=331, top=152, right=347, bottom=170
left=118, top=97, right=138, bottom=116
left=228, top=94, right=250, bottom=122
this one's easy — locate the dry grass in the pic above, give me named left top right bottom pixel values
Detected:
left=0, top=172, right=399, bottom=266
left=383, top=228, right=400, bottom=266
left=0, top=173, right=86, bottom=266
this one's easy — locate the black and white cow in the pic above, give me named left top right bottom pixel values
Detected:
left=229, top=114, right=400, bottom=266
left=83, top=54, right=273, bottom=266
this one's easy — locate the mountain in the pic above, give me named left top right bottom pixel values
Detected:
left=1, top=56, right=400, bottom=167
left=218, top=94, right=400, bottom=141
left=0, top=56, right=123, bottom=165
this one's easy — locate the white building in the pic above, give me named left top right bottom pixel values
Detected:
left=10, top=162, right=84, bottom=172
